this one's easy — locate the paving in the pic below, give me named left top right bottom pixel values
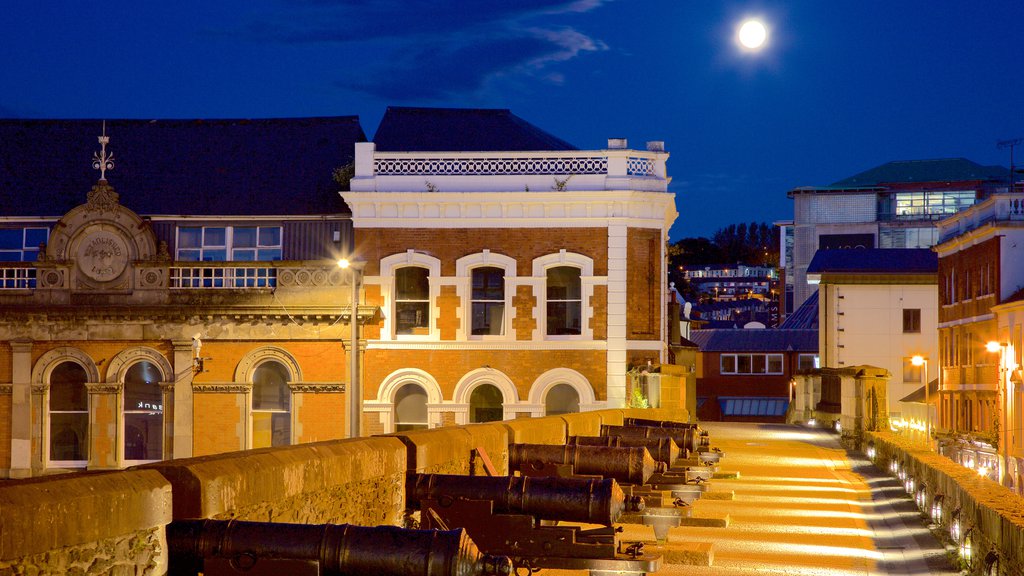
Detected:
left=548, top=421, right=961, bottom=576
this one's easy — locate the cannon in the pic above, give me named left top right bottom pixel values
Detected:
left=406, top=473, right=643, bottom=526
left=567, top=434, right=682, bottom=466
left=601, top=424, right=702, bottom=454
left=622, top=418, right=712, bottom=449
left=509, top=443, right=664, bottom=485
left=407, top=473, right=660, bottom=575
left=167, top=519, right=513, bottom=576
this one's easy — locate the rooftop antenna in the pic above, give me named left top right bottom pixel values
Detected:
left=997, top=138, right=1023, bottom=192
left=92, top=120, right=115, bottom=181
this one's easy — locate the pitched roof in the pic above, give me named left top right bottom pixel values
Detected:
left=779, top=289, right=819, bottom=329
left=807, top=249, right=937, bottom=275
left=830, top=158, right=1008, bottom=188
left=688, top=328, right=818, bottom=352
left=0, top=117, right=366, bottom=217
left=373, top=107, right=577, bottom=152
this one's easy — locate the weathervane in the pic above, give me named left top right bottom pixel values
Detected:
left=92, top=121, right=115, bottom=181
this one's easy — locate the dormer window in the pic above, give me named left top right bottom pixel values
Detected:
left=177, top=226, right=282, bottom=261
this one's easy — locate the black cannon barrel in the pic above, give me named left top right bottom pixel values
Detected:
left=567, top=435, right=681, bottom=466
left=601, top=424, right=702, bottom=454
left=623, top=418, right=711, bottom=448
left=509, top=443, right=664, bottom=485
left=407, top=473, right=639, bottom=526
left=167, top=519, right=513, bottom=576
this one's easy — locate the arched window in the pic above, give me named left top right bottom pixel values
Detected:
left=123, top=361, right=163, bottom=462
left=545, top=383, right=580, bottom=415
left=49, top=362, right=88, bottom=465
left=252, top=361, right=291, bottom=448
left=395, top=383, right=428, bottom=431
left=469, top=384, right=504, bottom=423
left=471, top=267, right=505, bottom=336
left=396, top=267, right=430, bottom=335
left=546, top=266, right=581, bottom=335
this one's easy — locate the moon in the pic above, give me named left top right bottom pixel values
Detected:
left=738, top=20, right=767, bottom=49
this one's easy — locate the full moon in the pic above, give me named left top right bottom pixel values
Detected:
left=738, top=20, right=767, bottom=49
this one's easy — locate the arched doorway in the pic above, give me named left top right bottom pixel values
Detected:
left=469, top=384, right=504, bottom=423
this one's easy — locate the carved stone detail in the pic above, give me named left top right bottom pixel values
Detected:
left=85, top=181, right=121, bottom=213
left=193, top=383, right=252, bottom=394
left=289, top=383, right=346, bottom=393
left=85, top=382, right=122, bottom=394
left=0, top=384, right=12, bottom=395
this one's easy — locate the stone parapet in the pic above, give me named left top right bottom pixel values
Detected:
left=139, top=437, right=407, bottom=527
left=385, top=425, right=508, bottom=476
left=0, top=469, right=172, bottom=574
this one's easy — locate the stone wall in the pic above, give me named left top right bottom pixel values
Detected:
left=869, top=431, right=1024, bottom=575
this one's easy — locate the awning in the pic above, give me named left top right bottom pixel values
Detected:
left=718, top=396, right=789, bottom=417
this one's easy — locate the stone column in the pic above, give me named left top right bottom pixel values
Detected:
left=606, top=224, right=629, bottom=408
left=159, top=382, right=175, bottom=460
left=171, top=340, right=194, bottom=459
left=85, top=382, right=122, bottom=470
left=9, top=340, right=33, bottom=478
left=29, top=383, right=46, bottom=473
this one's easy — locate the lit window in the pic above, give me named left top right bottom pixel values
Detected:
left=252, top=362, right=291, bottom=448
left=177, top=226, right=282, bottom=261
left=903, top=357, right=923, bottom=383
left=395, top=267, right=430, bottom=335
left=471, top=267, right=504, bottom=336
left=49, top=362, right=88, bottom=466
left=547, top=267, right=582, bottom=336
left=123, top=361, right=163, bottom=462
left=0, top=227, right=48, bottom=262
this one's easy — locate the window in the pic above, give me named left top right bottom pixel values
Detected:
left=720, top=354, right=785, bottom=375
left=177, top=226, right=282, bottom=261
left=546, top=267, right=582, bottom=336
left=471, top=267, right=504, bottom=336
left=0, top=227, right=48, bottom=262
left=395, top=267, right=430, bottom=335
left=469, top=384, right=503, bottom=423
left=903, top=357, right=922, bottom=383
left=544, top=383, right=580, bottom=415
left=49, top=362, right=88, bottom=465
left=252, top=361, right=291, bottom=448
left=395, top=383, right=429, bottom=431
left=903, top=309, right=921, bottom=333
left=123, top=361, right=163, bottom=462
left=797, top=354, right=819, bottom=371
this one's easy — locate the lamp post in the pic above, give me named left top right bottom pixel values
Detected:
left=985, top=341, right=1018, bottom=486
left=912, top=355, right=930, bottom=448
left=339, top=258, right=366, bottom=438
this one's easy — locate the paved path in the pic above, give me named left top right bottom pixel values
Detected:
left=652, top=422, right=959, bottom=576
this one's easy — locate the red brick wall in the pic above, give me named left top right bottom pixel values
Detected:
left=0, top=394, right=10, bottom=469
left=437, top=285, right=460, bottom=341
left=696, top=350, right=799, bottom=421
left=194, top=393, right=245, bottom=456
left=627, top=228, right=662, bottom=340
left=90, top=392, right=117, bottom=468
left=590, top=285, right=607, bottom=341
left=294, top=393, right=345, bottom=443
left=512, top=285, right=538, bottom=340
left=939, top=237, right=999, bottom=324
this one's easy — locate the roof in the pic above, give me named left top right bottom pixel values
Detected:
left=779, top=289, right=819, bottom=329
left=688, top=328, right=818, bottom=352
left=0, top=117, right=367, bottom=217
left=899, top=379, right=940, bottom=403
left=807, top=249, right=937, bottom=275
left=718, top=397, right=789, bottom=417
left=373, top=107, right=577, bottom=152
left=830, top=158, right=1008, bottom=187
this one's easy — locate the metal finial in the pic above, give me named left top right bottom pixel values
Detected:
left=92, top=120, right=115, bottom=181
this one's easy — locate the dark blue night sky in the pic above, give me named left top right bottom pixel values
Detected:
left=2, top=1, right=1022, bottom=240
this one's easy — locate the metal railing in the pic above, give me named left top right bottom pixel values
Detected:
left=169, top=266, right=277, bottom=289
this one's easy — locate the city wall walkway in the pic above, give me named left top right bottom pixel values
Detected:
left=652, top=422, right=958, bottom=576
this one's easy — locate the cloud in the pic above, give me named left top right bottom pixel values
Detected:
left=239, top=0, right=612, bottom=99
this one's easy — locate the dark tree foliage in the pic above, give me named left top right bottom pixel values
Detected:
left=668, top=221, right=780, bottom=302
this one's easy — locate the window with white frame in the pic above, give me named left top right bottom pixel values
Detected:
left=49, top=362, right=88, bottom=466
left=720, top=353, right=784, bottom=375
left=0, top=227, right=48, bottom=262
left=546, top=266, right=582, bottom=336
left=797, top=354, right=819, bottom=371
left=471, top=267, right=505, bottom=336
left=395, top=266, right=430, bottom=335
left=123, top=361, right=163, bottom=462
left=251, top=361, right=291, bottom=448
left=177, top=226, right=282, bottom=261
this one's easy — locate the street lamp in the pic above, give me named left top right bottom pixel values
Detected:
left=911, top=355, right=930, bottom=448
left=985, top=341, right=1018, bottom=486
left=339, top=257, right=366, bottom=438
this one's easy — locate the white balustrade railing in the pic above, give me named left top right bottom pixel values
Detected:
left=170, top=266, right=276, bottom=289
left=0, top=267, right=36, bottom=289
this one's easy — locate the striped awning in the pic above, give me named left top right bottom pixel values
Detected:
left=718, top=396, right=789, bottom=417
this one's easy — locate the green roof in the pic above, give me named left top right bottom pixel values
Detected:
left=830, top=158, right=1007, bottom=187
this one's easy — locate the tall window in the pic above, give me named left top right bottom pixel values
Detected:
left=252, top=361, right=291, bottom=448
left=395, top=383, right=429, bottom=431
left=0, top=227, right=48, bottom=262
left=545, top=383, right=580, bottom=415
left=177, top=226, right=282, bottom=261
left=903, top=357, right=922, bottom=383
left=469, top=384, right=503, bottom=423
left=903, top=309, right=921, bottom=333
left=546, top=267, right=581, bottom=336
left=395, top=267, right=430, bottom=335
left=471, top=267, right=504, bottom=336
left=49, top=362, right=88, bottom=465
left=123, top=361, right=163, bottom=462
